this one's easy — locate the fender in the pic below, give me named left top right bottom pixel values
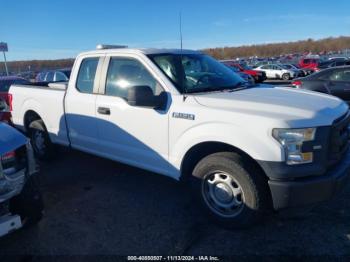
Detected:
left=170, top=122, right=284, bottom=176
left=19, top=98, right=67, bottom=145
left=20, top=98, right=48, bottom=131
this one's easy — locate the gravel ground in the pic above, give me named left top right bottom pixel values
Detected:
left=0, top=149, right=349, bottom=260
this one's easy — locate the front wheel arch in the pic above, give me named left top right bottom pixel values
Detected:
left=180, top=142, right=268, bottom=181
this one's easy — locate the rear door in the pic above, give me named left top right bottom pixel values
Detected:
left=325, top=69, right=350, bottom=102
left=260, top=65, right=273, bottom=78
left=64, top=55, right=105, bottom=151
left=272, top=65, right=283, bottom=78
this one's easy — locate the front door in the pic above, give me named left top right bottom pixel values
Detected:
left=95, top=55, right=170, bottom=174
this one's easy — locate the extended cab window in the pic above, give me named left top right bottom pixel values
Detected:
left=105, top=57, right=162, bottom=98
left=76, top=58, right=99, bottom=93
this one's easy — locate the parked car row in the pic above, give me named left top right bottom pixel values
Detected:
left=220, top=60, right=267, bottom=83
left=35, top=68, right=71, bottom=83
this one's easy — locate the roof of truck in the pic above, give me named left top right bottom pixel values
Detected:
left=80, top=48, right=202, bottom=56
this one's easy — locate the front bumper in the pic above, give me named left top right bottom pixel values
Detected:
left=254, top=74, right=267, bottom=83
left=0, top=168, right=26, bottom=203
left=0, top=112, right=12, bottom=125
left=267, top=149, right=350, bottom=210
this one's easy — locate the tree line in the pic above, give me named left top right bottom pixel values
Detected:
left=203, top=36, right=350, bottom=59
left=0, top=58, right=74, bottom=74
left=1, top=36, right=350, bottom=74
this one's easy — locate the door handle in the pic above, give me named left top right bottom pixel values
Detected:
left=97, top=107, right=111, bottom=115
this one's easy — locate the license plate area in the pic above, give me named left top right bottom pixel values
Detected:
left=0, top=214, right=22, bottom=237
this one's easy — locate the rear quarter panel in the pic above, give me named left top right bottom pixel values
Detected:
left=10, top=85, right=68, bottom=146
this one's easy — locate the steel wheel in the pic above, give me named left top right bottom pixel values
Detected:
left=32, top=130, right=46, bottom=155
left=202, top=171, right=245, bottom=218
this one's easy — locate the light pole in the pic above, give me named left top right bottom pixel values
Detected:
left=0, top=42, right=9, bottom=76
left=3, top=51, right=8, bottom=76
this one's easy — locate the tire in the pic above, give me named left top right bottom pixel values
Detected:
left=9, top=175, right=44, bottom=227
left=282, top=73, right=290, bottom=81
left=29, top=119, right=55, bottom=160
left=188, top=152, right=270, bottom=229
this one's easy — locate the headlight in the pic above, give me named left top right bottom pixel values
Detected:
left=273, top=128, right=316, bottom=165
left=26, top=140, right=38, bottom=175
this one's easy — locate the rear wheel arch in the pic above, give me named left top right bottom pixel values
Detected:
left=24, top=110, right=43, bottom=132
left=23, top=110, right=54, bottom=160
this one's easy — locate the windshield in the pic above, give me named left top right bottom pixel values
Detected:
left=226, top=65, right=240, bottom=73
left=240, top=64, right=252, bottom=70
left=62, top=70, right=71, bottom=78
left=282, top=64, right=292, bottom=69
left=149, top=53, right=245, bottom=93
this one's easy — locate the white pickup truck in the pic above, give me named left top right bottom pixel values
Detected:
left=9, top=46, right=350, bottom=228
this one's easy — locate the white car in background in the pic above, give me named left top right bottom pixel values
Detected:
left=255, top=64, right=303, bottom=80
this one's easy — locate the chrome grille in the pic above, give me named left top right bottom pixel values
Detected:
left=328, top=111, right=350, bottom=166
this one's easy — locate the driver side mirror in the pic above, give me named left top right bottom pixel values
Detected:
left=127, top=85, right=167, bottom=110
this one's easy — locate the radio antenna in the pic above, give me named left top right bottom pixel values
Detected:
left=180, top=12, right=183, bottom=50
left=179, top=11, right=187, bottom=101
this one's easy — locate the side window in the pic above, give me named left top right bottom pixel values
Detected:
left=54, top=72, right=67, bottom=82
left=303, top=59, right=310, bottom=64
left=76, top=58, right=99, bottom=93
left=335, top=61, right=344, bottom=66
left=37, top=72, right=45, bottom=81
left=329, top=70, right=350, bottom=82
left=46, top=72, right=54, bottom=82
left=105, top=57, right=162, bottom=98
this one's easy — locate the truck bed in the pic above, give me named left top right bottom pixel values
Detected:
left=9, top=83, right=69, bottom=146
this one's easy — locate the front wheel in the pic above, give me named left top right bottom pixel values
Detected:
left=189, top=152, right=270, bottom=228
left=282, top=73, right=290, bottom=81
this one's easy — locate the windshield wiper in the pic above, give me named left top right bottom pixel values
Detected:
left=219, top=81, right=250, bottom=92
left=184, top=81, right=255, bottom=94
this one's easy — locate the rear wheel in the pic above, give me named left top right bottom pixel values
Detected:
left=29, top=119, right=55, bottom=160
left=189, top=152, right=270, bottom=228
left=282, top=73, right=290, bottom=81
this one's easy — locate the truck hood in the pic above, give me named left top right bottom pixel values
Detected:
left=0, top=123, right=27, bottom=155
left=194, top=86, right=349, bottom=127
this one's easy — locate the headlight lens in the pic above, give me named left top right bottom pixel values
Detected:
left=273, top=128, right=316, bottom=165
